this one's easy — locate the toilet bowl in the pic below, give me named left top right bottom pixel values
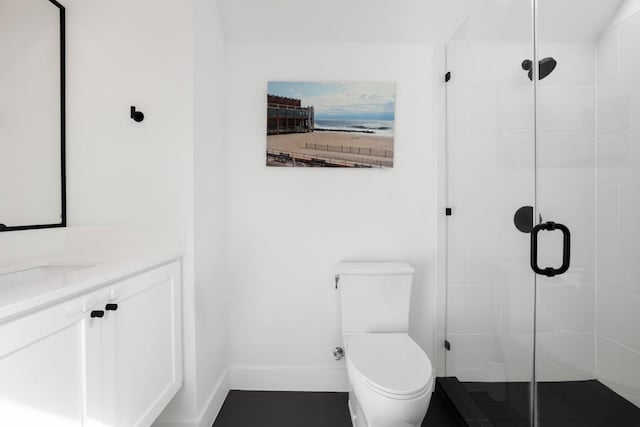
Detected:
left=345, top=333, right=433, bottom=427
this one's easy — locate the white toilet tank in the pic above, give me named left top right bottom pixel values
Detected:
left=337, top=262, right=415, bottom=333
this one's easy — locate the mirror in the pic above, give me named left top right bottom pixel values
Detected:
left=0, top=0, right=65, bottom=231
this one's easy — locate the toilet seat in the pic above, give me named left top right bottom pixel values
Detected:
left=347, top=333, right=433, bottom=400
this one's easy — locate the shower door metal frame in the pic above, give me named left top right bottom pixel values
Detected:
left=531, top=0, right=540, bottom=424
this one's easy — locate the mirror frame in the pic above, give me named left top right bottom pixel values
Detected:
left=1, top=0, right=66, bottom=232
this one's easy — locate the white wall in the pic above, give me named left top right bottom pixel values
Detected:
left=224, top=43, right=440, bottom=390
left=192, top=0, right=230, bottom=423
left=596, top=1, right=640, bottom=407
left=64, top=0, right=193, bottom=229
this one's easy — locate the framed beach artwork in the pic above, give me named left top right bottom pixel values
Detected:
left=266, top=82, right=395, bottom=168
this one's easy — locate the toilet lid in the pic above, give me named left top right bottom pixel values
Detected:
left=348, top=334, right=432, bottom=396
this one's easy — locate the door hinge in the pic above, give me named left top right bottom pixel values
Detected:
left=335, top=275, right=340, bottom=290
left=445, top=71, right=451, bottom=82
left=444, top=340, right=451, bottom=351
left=446, top=207, right=452, bottom=216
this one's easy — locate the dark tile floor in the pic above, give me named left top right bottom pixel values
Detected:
left=464, top=380, right=640, bottom=427
left=212, top=389, right=459, bottom=427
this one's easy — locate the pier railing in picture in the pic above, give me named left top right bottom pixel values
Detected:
left=304, top=142, right=394, bottom=158
left=266, top=149, right=391, bottom=168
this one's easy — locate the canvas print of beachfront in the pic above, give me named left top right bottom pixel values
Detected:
left=266, top=81, right=395, bottom=168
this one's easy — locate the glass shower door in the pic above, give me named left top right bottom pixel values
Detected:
left=534, top=0, right=640, bottom=425
left=445, top=1, right=537, bottom=425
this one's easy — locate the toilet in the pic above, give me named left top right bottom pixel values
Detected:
left=337, top=262, right=433, bottom=427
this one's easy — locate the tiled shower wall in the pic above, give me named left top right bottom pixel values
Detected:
left=595, top=6, right=640, bottom=407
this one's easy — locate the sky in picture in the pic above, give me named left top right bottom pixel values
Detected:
left=268, top=81, right=395, bottom=121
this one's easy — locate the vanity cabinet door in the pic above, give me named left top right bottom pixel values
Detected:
left=101, top=262, right=182, bottom=427
left=0, top=293, right=104, bottom=427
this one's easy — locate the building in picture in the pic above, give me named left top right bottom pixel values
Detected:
left=267, top=95, right=314, bottom=135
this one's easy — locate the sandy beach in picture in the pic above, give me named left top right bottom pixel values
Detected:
left=267, top=132, right=393, bottom=168
left=266, top=82, right=396, bottom=168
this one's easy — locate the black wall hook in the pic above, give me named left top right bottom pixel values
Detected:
left=130, top=106, right=144, bottom=122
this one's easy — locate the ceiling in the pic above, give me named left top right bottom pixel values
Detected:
left=219, top=0, right=625, bottom=44
left=218, top=0, right=479, bottom=43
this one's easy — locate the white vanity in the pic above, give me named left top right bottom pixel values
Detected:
left=0, top=254, right=183, bottom=427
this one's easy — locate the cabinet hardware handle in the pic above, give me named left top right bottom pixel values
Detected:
left=105, top=303, right=118, bottom=311
left=90, top=310, right=105, bottom=318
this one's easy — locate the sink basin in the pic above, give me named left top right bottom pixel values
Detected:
left=0, top=265, right=95, bottom=288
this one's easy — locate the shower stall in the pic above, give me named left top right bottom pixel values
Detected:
left=442, top=0, right=640, bottom=425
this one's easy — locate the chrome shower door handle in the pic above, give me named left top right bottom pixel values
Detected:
left=530, top=221, right=571, bottom=277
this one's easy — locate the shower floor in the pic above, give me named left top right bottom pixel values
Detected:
left=462, top=380, right=640, bottom=427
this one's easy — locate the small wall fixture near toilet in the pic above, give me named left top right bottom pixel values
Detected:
left=337, top=262, right=434, bottom=427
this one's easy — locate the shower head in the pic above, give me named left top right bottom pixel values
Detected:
left=522, top=57, right=557, bottom=81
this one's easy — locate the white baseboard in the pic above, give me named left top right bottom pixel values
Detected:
left=228, top=365, right=350, bottom=392
left=153, top=369, right=230, bottom=427
left=197, top=369, right=230, bottom=427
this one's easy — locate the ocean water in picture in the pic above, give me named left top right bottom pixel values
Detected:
left=313, top=119, right=395, bottom=137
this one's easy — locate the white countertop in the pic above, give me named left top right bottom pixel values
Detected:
left=0, top=251, right=183, bottom=323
